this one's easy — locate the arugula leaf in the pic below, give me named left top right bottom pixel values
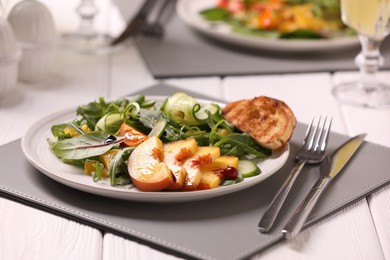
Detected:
left=227, top=134, right=271, bottom=157
left=76, top=98, right=108, bottom=128
left=200, top=8, right=230, bottom=21
left=221, top=170, right=244, bottom=186
left=91, top=160, right=105, bottom=182
left=284, top=0, right=306, bottom=4
left=280, top=29, right=324, bottom=39
left=109, top=148, right=133, bottom=186
left=51, top=123, right=72, bottom=137
left=214, top=133, right=271, bottom=158
left=139, top=109, right=164, bottom=129
left=230, top=20, right=281, bottom=39
left=50, top=132, right=116, bottom=160
left=75, top=97, right=148, bottom=130
left=220, top=145, right=240, bottom=156
left=194, top=134, right=210, bottom=146
left=163, top=124, right=182, bottom=141
left=61, top=158, right=85, bottom=167
left=209, top=119, right=225, bottom=146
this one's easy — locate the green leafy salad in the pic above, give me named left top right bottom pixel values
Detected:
left=48, top=92, right=271, bottom=190
left=200, top=0, right=355, bottom=39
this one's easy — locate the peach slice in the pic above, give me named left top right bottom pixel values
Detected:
left=197, top=170, right=221, bottom=190
left=164, top=138, right=198, bottom=190
left=128, top=136, right=174, bottom=191
left=198, top=156, right=239, bottom=190
left=182, top=146, right=221, bottom=191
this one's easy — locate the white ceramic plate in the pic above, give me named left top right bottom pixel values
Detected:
left=176, top=0, right=359, bottom=52
left=21, top=96, right=289, bottom=203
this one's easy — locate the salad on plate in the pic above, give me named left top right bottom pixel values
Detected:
left=48, top=92, right=273, bottom=192
left=199, top=0, right=355, bottom=39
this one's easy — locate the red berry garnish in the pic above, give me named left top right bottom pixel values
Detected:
left=221, top=167, right=239, bottom=180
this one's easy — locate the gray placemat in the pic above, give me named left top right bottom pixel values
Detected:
left=1, top=84, right=390, bottom=260
left=135, top=11, right=390, bottom=78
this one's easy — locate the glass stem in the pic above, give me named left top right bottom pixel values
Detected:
left=355, top=34, right=384, bottom=90
left=76, top=0, right=99, bottom=38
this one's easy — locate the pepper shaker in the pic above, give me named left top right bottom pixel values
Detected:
left=0, top=17, right=21, bottom=96
left=8, top=0, right=58, bottom=83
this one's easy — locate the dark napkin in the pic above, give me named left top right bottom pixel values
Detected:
left=135, top=10, right=390, bottom=79
left=1, top=84, right=390, bottom=260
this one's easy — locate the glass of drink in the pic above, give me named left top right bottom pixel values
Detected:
left=332, top=0, right=390, bottom=108
left=62, top=0, right=113, bottom=54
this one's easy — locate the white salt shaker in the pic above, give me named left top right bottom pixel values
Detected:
left=0, top=17, right=21, bottom=96
left=8, top=0, right=58, bottom=83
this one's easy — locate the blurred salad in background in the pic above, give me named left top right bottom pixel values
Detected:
left=200, top=0, right=355, bottom=39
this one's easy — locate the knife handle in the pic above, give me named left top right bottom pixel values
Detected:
left=282, top=177, right=332, bottom=239
left=259, top=160, right=306, bottom=233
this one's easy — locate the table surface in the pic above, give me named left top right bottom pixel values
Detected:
left=1, top=1, right=390, bottom=259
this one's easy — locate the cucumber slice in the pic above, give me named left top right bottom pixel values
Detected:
left=95, top=112, right=123, bottom=134
left=194, top=103, right=220, bottom=122
left=148, top=118, right=167, bottom=137
left=161, top=92, right=201, bottom=125
left=140, top=100, right=156, bottom=108
left=238, top=160, right=261, bottom=178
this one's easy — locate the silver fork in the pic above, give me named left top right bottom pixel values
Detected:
left=258, top=115, right=332, bottom=233
left=141, top=0, right=174, bottom=38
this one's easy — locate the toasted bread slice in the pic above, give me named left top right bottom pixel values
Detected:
left=222, top=96, right=296, bottom=150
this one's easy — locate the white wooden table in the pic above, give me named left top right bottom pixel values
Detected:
left=1, top=1, right=390, bottom=259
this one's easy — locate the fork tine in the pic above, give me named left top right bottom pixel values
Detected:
left=313, top=115, right=326, bottom=151
left=143, top=0, right=174, bottom=37
left=156, top=0, right=172, bottom=24
left=319, top=116, right=332, bottom=151
left=110, top=0, right=156, bottom=46
left=303, top=116, right=315, bottom=148
left=308, top=115, right=322, bottom=150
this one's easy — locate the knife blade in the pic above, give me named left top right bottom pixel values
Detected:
left=281, top=133, right=367, bottom=239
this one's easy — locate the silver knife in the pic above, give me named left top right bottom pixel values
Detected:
left=282, top=133, right=367, bottom=239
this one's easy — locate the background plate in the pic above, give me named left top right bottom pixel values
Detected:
left=21, top=96, right=289, bottom=203
left=176, top=0, right=359, bottom=52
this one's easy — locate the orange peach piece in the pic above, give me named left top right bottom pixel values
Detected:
left=197, top=170, right=222, bottom=190
left=198, top=156, right=239, bottom=190
left=164, top=138, right=198, bottom=190
left=182, top=146, right=221, bottom=191
left=128, top=136, right=174, bottom=191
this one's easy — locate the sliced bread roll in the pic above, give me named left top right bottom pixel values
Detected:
left=222, top=96, right=296, bottom=150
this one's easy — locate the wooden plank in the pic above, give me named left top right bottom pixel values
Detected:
left=103, top=233, right=181, bottom=260
left=0, top=199, right=102, bottom=259
left=333, top=73, right=390, bottom=259
left=101, top=199, right=384, bottom=260
left=368, top=185, right=390, bottom=260
left=254, top=199, right=384, bottom=260
left=333, top=72, right=390, bottom=146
